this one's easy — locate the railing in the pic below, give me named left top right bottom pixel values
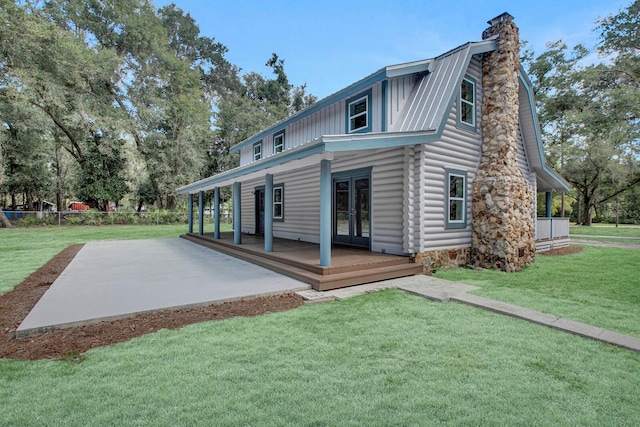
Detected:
left=535, top=217, right=570, bottom=241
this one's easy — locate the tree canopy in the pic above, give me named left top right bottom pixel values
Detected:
left=0, top=0, right=315, bottom=218
left=523, top=1, right=640, bottom=225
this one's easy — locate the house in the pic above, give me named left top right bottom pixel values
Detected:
left=177, top=13, right=570, bottom=288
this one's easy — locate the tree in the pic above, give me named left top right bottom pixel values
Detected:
left=74, top=134, right=129, bottom=211
left=0, top=101, right=53, bottom=210
left=523, top=2, right=640, bottom=225
left=0, top=0, right=129, bottom=210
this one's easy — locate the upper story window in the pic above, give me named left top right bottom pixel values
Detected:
left=253, top=141, right=262, bottom=161
left=346, top=89, right=372, bottom=133
left=458, top=77, right=476, bottom=131
left=446, top=168, right=467, bottom=229
left=273, top=130, right=285, bottom=154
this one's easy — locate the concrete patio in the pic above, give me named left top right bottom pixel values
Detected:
left=16, top=238, right=309, bottom=336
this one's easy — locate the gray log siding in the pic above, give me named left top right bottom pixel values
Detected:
left=417, top=57, right=483, bottom=253
left=234, top=55, right=542, bottom=255
left=238, top=147, right=406, bottom=255
left=517, top=124, right=535, bottom=186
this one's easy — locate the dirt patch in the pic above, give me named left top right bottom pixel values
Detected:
left=539, top=246, right=584, bottom=256
left=0, top=245, right=304, bottom=361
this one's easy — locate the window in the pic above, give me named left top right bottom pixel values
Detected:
left=273, top=131, right=285, bottom=154
left=273, top=185, right=284, bottom=221
left=345, top=89, right=372, bottom=133
left=458, top=77, right=476, bottom=131
left=253, top=141, right=262, bottom=161
left=446, top=169, right=467, bottom=229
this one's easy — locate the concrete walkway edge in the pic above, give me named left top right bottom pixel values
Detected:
left=295, top=275, right=640, bottom=352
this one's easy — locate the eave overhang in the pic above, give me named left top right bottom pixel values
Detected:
left=177, top=130, right=435, bottom=195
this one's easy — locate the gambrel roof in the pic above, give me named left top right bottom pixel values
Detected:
left=177, top=38, right=569, bottom=195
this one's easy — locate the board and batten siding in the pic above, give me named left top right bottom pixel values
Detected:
left=237, top=75, right=418, bottom=168
left=415, top=57, right=483, bottom=253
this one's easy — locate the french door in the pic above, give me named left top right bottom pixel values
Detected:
left=333, top=174, right=370, bottom=248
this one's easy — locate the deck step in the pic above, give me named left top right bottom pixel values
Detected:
left=181, top=234, right=422, bottom=291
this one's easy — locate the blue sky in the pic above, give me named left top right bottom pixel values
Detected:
left=156, top=0, right=629, bottom=99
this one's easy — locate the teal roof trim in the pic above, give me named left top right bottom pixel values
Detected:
left=229, top=59, right=432, bottom=154
left=518, top=70, right=571, bottom=192
left=177, top=142, right=326, bottom=194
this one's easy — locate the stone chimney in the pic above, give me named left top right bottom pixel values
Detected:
left=471, top=13, right=536, bottom=272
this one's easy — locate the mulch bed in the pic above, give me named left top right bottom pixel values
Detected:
left=1, top=243, right=582, bottom=361
left=0, top=244, right=304, bottom=361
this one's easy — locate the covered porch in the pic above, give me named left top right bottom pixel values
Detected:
left=536, top=217, right=570, bottom=252
left=181, top=232, right=422, bottom=291
left=535, top=188, right=571, bottom=252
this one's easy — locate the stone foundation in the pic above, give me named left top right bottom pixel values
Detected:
left=415, top=248, right=470, bottom=275
left=471, top=13, right=535, bottom=272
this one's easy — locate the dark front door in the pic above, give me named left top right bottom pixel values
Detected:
left=333, top=175, right=370, bottom=248
left=255, top=188, right=265, bottom=235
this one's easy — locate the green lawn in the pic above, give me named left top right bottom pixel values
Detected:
left=1, top=290, right=638, bottom=426
left=1, top=226, right=639, bottom=425
left=0, top=224, right=231, bottom=294
left=435, top=246, right=640, bottom=337
left=571, top=224, right=640, bottom=238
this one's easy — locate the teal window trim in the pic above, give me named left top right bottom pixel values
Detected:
left=445, top=168, right=467, bottom=229
left=381, top=80, right=388, bottom=132
left=273, top=130, right=285, bottom=154
left=457, top=76, right=476, bottom=132
left=345, top=88, right=372, bottom=134
left=273, top=184, right=284, bottom=221
left=253, top=141, right=262, bottom=161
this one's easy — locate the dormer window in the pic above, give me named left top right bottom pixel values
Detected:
left=458, top=77, right=476, bottom=131
left=346, top=89, right=372, bottom=133
left=253, top=141, right=262, bottom=161
left=273, top=130, right=285, bottom=154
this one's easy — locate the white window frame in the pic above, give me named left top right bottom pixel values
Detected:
left=458, top=77, right=476, bottom=131
left=346, top=88, right=373, bottom=134
left=273, top=131, right=285, bottom=154
left=273, top=185, right=284, bottom=221
left=253, top=141, right=262, bottom=162
left=446, top=169, right=467, bottom=229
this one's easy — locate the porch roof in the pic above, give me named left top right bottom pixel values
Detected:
left=176, top=130, right=436, bottom=195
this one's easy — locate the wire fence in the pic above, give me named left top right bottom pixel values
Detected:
left=2, top=210, right=232, bottom=227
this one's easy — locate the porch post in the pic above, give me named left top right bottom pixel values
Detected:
left=233, top=181, right=242, bottom=244
left=265, top=174, right=274, bottom=252
left=187, top=193, right=193, bottom=234
left=198, top=190, right=204, bottom=236
left=320, top=159, right=332, bottom=266
left=214, top=187, right=220, bottom=239
left=545, top=191, right=552, bottom=218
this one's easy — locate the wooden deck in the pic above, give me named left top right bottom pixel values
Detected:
left=181, top=232, right=423, bottom=291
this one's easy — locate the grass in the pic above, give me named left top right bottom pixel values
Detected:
left=0, top=224, right=231, bottom=294
left=1, top=289, right=638, bottom=425
left=570, top=224, right=640, bottom=238
left=435, top=246, right=640, bottom=337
